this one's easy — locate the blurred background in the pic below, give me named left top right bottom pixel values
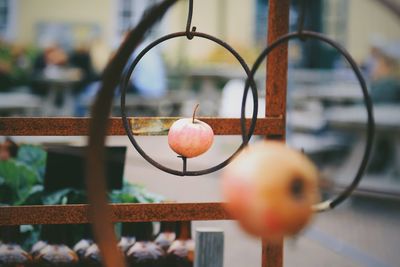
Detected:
left=0, top=0, right=399, bottom=267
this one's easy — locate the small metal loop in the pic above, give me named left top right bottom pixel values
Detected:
left=186, top=0, right=196, bottom=39
left=246, top=31, right=375, bottom=212
left=121, top=31, right=258, bottom=177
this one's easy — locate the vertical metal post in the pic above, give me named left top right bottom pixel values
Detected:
left=262, top=239, right=283, bottom=267
left=266, top=0, right=290, bottom=132
left=263, top=0, right=290, bottom=266
left=194, top=228, right=224, bottom=267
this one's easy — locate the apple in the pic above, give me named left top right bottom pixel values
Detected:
left=221, top=141, right=319, bottom=242
left=168, top=104, right=214, bottom=158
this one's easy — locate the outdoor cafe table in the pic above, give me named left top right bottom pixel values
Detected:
left=0, top=92, right=42, bottom=116
left=291, top=82, right=363, bottom=105
left=34, top=68, right=82, bottom=116
left=326, top=104, right=400, bottom=196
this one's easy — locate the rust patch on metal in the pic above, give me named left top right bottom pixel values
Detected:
left=130, top=117, right=175, bottom=135
left=0, top=203, right=231, bottom=226
left=265, top=0, right=290, bottom=139
left=0, top=117, right=283, bottom=136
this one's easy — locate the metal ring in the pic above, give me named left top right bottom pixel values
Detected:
left=244, top=31, right=375, bottom=212
left=121, top=31, right=259, bottom=176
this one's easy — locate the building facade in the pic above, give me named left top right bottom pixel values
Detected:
left=0, top=0, right=398, bottom=66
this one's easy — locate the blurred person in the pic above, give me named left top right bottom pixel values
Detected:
left=124, top=34, right=167, bottom=98
left=0, top=40, right=13, bottom=91
left=10, top=44, right=34, bottom=87
left=0, top=138, right=19, bottom=161
left=368, top=40, right=400, bottom=104
left=70, top=43, right=96, bottom=93
left=89, top=37, right=113, bottom=75
left=0, top=40, right=34, bottom=91
left=362, top=35, right=386, bottom=78
left=363, top=40, right=400, bottom=173
left=75, top=36, right=167, bottom=116
left=32, top=43, right=69, bottom=96
left=33, top=43, right=68, bottom=71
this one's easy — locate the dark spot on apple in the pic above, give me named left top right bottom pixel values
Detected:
left=290, top=177, right=304, bottom=200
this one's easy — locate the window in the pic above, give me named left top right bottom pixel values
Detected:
left=119, top=0, right=134, bottom=33
left=254, top=0, right=298, bottom=44
left=322, top=0, right=348, bottom=44
left=255, top=0, right=268, bottom=44
left=0, top=0, right=9, bottom=35
left=117, top=0, right=158, bottom=34
left=0, top=0, right=16, bottom=41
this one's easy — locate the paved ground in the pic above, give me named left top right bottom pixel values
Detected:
left=15, top=135, right=400, bottom=267
left=103, top=136, right=400, bottom=267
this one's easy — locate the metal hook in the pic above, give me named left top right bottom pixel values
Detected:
left=186, top=0, right=197, bottom=39
left=297, top=0, right=307, bottom=41
left=178, top=156, right=188, bottom=176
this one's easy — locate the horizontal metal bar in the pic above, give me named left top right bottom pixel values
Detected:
left=0, top=117, right=283, bottom=136
left=0, top=203, right=232, bottom=226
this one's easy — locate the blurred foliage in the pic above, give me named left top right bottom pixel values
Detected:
left=0, top=42, right=38, bottom=90
left=0, top=160, right=41, bottom=205
left=17, top=144, right=47, bottom=181
left=0, top=144, right=164, bottom=248
left=0, top=144, right=163, bottom=207
left=42, top=188, right=88, bottom=205
left=110, top=182, right=164, bottom=204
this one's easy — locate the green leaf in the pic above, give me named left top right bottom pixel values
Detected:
left=42, top=188, right=74, bottom=205
left=65, top=189, right=87, bottom=204
left=0, top=176, right=16, bottom=204
left=138, top=189, right=164, bottom=203
left=109, top=182, right=164, bottom=204
left=20, top=225, right=40, bottom=251
left=42, top=188, right=88, bottom=205
left=0, top=160, right=41, bottom=205
left=17, top=145, right=47, bottom=182
left=17, top=185, right=44, bottom=206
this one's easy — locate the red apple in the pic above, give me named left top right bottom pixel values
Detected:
left=168, top=105, right=214, bottom=158
left=222, top=141, right=319, bottom=242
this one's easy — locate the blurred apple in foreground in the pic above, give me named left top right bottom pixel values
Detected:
left=222, top=141, right=319, bottom=242
left=168, top=104, right=214, bottom=158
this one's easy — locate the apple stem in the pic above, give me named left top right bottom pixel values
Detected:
left=192, top=104, right=200, bottom=123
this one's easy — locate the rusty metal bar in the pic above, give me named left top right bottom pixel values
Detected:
left=265, top=0, right=290, bottom=139
left=0, top=203, right=231, bottom=226
left=262, top=239, right=284, bottom=267
left=263, top=0, right=290, bottom=266
left=0, top=117, right=283, bottom=136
